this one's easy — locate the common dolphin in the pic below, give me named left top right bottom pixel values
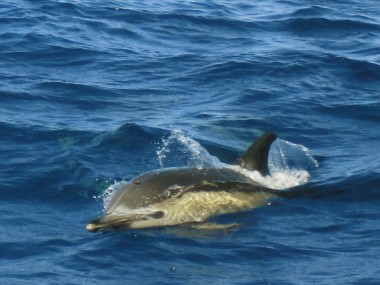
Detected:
left=87, top=132, right=282, bottom=232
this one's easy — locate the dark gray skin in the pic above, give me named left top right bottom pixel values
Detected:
left=87, top=132, right=278, bottom=232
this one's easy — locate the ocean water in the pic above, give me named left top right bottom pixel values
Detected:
left=1, top=1, right=380, bottom=284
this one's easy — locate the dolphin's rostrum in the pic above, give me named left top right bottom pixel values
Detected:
left=87, top=132, right=281, bottom=232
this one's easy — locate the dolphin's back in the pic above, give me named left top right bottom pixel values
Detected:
left=106, top=167, right=254, bottom=212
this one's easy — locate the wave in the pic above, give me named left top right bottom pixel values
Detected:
left=0, top=121, right=98, bottom=142
left=290, top=17, right=378, bottom=33
left=304, top=171, right=380, bottom=202
left=182, top=50, right=380, bottom=89
left=291, top=5, right=333, bottom=17
left=0, top=122, right=156, bottom=204
left=318, top=102, right=380, bottom=123
left=96, top=122, right=168, bottom=151
left=34, top=81, right=121, bottom=105
left=322, top=55, right=380, bottom=82
left=0, top=123, right=97, bottom=199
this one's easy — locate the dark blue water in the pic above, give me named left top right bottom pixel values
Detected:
left=1, top=1, right=380, bottom=284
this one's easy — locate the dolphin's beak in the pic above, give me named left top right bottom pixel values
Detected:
left=86, top=215, right=125, bottom=233
left=86, top=222, right=101, bottom=232
left=86, top=223, right=98, bottom=232
left=86, top=216, right=106, bottom=232
left=86, top=211, right=165, bottom=232
left=86, top=214, right=136, bottom=232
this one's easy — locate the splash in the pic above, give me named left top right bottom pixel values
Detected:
left=157, top=132, right=318, bottom=190
left=97, top=180, right=129, bottom=210
left=229, top=165, right=312, bottom=190
left=231, top=138, right=319, bottom=190
left=269, top=139, right=319, bottom=173
left=156, top=129, right=222, bottom=169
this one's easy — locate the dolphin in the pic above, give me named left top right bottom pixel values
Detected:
left=87, top=132, right=282, bottom=232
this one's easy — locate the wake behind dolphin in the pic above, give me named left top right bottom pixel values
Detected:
left=87, top=132, right=308, bottom=232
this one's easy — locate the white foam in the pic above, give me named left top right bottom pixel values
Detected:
left=225, top=138, right=317, bottom=190
left=228, top=164, right=311, bottom=190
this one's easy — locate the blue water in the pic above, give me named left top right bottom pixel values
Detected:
left=1, top=1, right=380, bottom=284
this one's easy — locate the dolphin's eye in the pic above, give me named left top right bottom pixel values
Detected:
left=133, top=180, right=141, bottom=185
left=149, top=211, right=164, bottom=219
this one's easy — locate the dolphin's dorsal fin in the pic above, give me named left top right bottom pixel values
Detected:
left=233, top=132, right=277, bottom=176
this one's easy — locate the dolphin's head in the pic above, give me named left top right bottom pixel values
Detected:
left=86, top=210, right=165, bottom=232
